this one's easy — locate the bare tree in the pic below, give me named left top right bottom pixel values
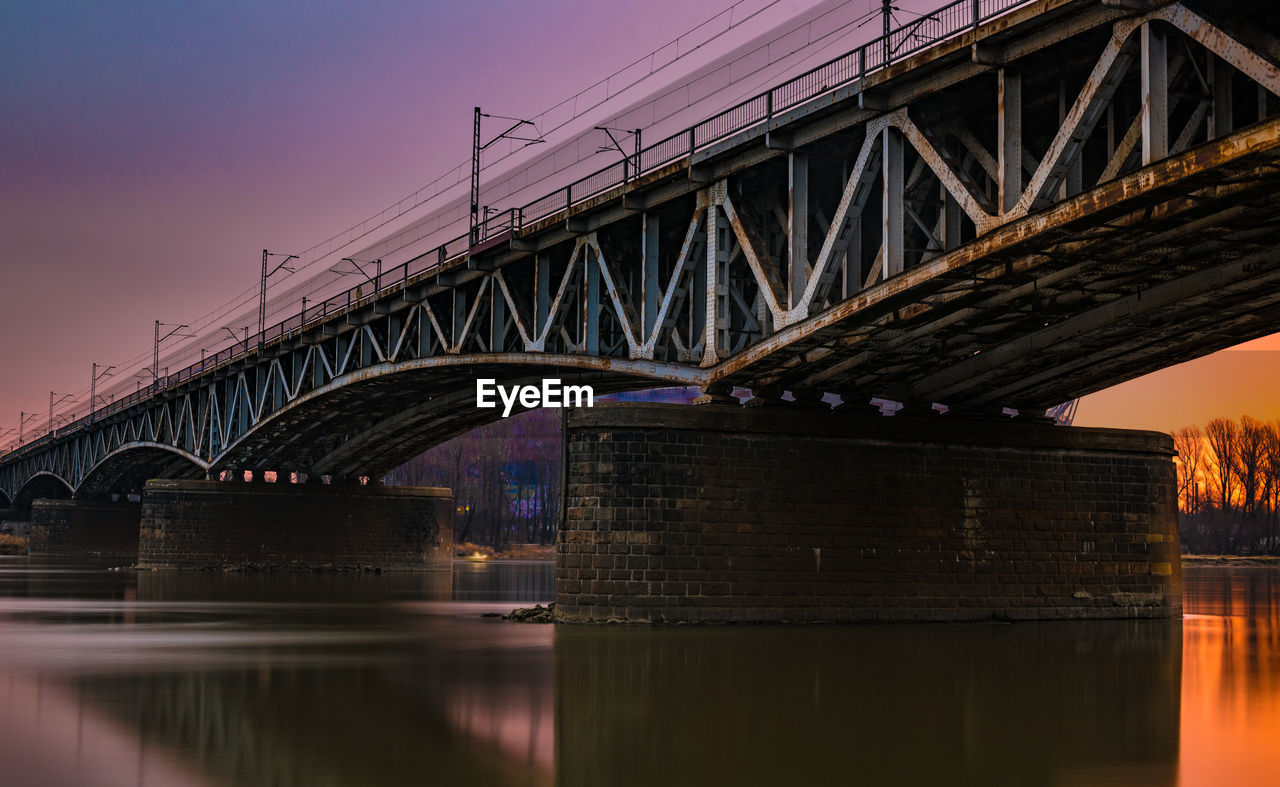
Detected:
left=1172, top=425, right=1205, bottom=514
left=1205, top=417, right=1240, bottom=514
left=383, top=407, right=563, bottom=546
left=1236, top=416, right=1267, bottom=518
left=1264, top=422, right=1280, bottom=553
left=1174, top=416, right=1280, bottom=555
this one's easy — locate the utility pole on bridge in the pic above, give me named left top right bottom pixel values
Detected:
left=594, top=127, right=642, bottom=182
left=90, top=363, right=115, bottom=424
left=222, top=326, right=250, bottom=355
left=882, top=0, right=895, bottom=63
left=153, top=321, right=191, bottom=391
left=17, top=412, right=35, bottom=445
left=470, top=107, right=543, bottom=247
left=338, top=257, right=382, bottom=292
left=259, top=250, right=298, bottom=344
left=48, top=391, right=72, bottom=437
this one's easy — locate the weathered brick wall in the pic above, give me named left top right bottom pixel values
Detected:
left=139, top=480, right=453, bottom=570
left=558, top=404, right=1181, bottom=623
left=29, top=500, right=141, bottom=557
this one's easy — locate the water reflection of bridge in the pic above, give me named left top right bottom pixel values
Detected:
left=76, top=662, right=553, bottom=787
left=0, top=564, right=554, bottom=786
left=0, top=553, right=1197, bottom=785
left=32, top=617, right=1183, bottom=787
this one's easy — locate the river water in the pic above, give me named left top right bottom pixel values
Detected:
left=0, top=558, right=1274, bottom=787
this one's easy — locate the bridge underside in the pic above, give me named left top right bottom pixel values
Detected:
left=77, top=446, right=206, bottom=499
left=718, top=119, right=1280, bottom=410
left=11, top=473, right=71, bottom=517
left=218, top=361, right=663, bottom=479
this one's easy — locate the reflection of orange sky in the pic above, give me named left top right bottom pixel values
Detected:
left=1076, top=336, right=1280, bottom=433
left=1180, top=572, right=1280, bottom=787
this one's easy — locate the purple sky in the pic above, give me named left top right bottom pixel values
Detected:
left=1, top=0, right=768, bottom=433
left=1, top=0, right=1275, bottom=442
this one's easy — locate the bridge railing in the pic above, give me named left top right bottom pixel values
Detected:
left=8, top=0, right=1040, bottom=462
left=512, top=0, right=1034, bottom=223
left=639, top=130, right=693, bottom=172
left=773, top=52, right=861, bottom=115
left=695, top=94, right=770, bottom=148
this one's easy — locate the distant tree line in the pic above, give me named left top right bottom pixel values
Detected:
left=1174, top=416, right=1280, bottom=554
left=384, top=408, right=562, bottom=547
left=383, top=387, right=697, bottom=547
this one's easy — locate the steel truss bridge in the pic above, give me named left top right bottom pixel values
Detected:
left=5, top=0, right=1280, bottom=508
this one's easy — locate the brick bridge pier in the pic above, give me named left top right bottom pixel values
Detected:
left=556, top=404, right=1180, bottom=623
left=25, top=482, right=453, bottom=570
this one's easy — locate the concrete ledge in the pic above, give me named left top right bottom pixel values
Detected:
left=569, top=403, right=1175, bottom=456
left=144, top=479, right=452, bottom=498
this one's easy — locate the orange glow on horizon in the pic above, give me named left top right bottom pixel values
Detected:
left=1077, top=340, right=1280, bottom=434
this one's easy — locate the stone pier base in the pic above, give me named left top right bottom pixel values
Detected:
left=139, top=480, right=453, bottom=570
left=557, top=404, right=1181, bottom=623
left=29, top=500, right=141, bottom=558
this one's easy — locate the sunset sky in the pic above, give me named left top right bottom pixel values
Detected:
left=0, top=0, right=731, bottom=432
left=1074, top=341, right=1280, bottom=433
left=1, top=0, right=1275, bottom=441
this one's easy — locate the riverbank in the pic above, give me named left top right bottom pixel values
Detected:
left=0, top=534, right=28, bottom=555
left=1183, top=554, right=1280, bottom=567
left=455, top=542, right=555, bottom=560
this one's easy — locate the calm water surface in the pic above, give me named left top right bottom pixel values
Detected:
left=0, top=557, right=1275, bottom=786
